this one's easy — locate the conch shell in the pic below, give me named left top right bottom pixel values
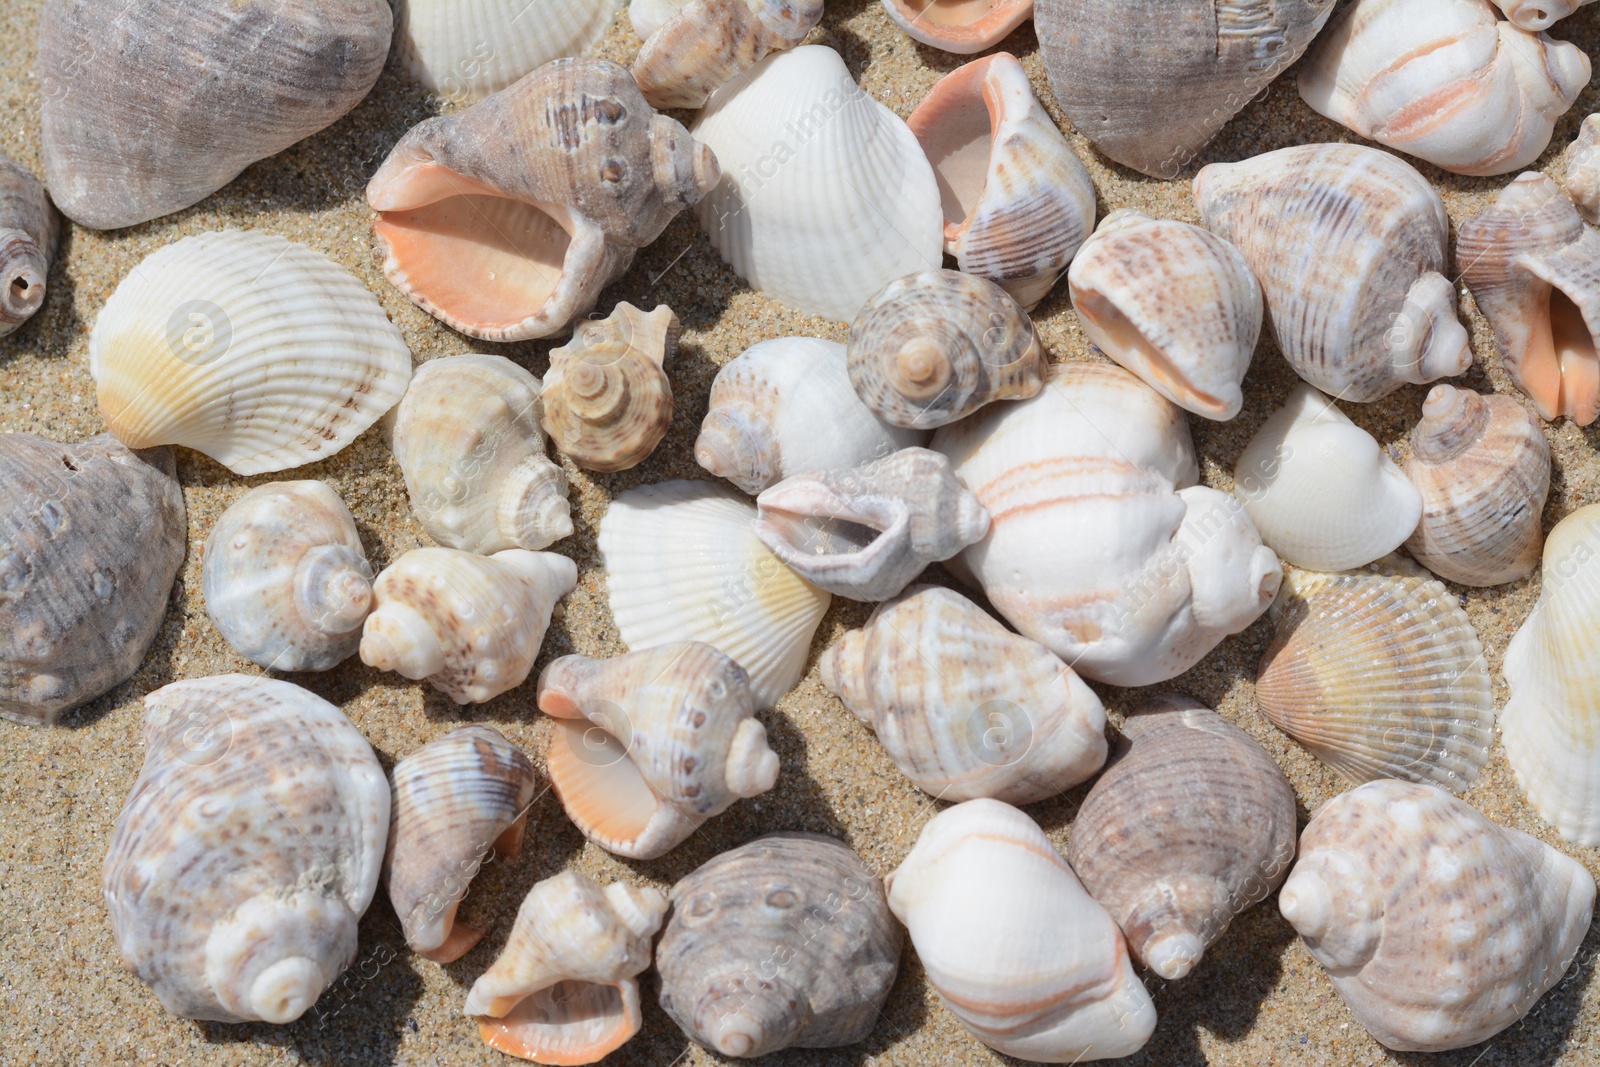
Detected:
left=633, top=0, right=823, bottom=109
left=0, top=154, right=59, bottom=335
left=1565, top=113, right=1600, bottom=224
left=881, top=0, right=1034, bottom=53
left=541, top=302, right=677, bottom=473
left=396, top=0, right=624, bottom=102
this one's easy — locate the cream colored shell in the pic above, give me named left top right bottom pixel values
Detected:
left=0, top=153, right=59, bottom=335
left=1565, top=114, right=1600, bottom=224
left=633, top=0, right=823, bottom=109
left=1492, top=0, right=1594, bottom=28
left=541, top=303, right=677, bottom=473
left=396, top=0, right=625, bottom=102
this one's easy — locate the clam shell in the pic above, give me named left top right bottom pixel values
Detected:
left=0, top=435, right=185, bottom=726
left=691, top=46, right=944, bottom=322
left=1564, top=113, right=1600, bottom=224
left=633, top=0, right=823, bottom=109
left=541, top=303, right=676, bottom=473
left=881, top=0, right=1033, bottom=53
left=103, top=676, right=389, bottom=1023
left=396, top=0, right=625, bottom=102
left=202, top=481, right=374, bottom=673
left=89, top=230, right=413, bottom=476
left=0, top=153, right=59, bottom=335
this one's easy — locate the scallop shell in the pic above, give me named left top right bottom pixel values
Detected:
left=1564, top=113, right=1600, bottom=224
left=847, top=269, right=1045, bottom=429
left=753, top=447, right=990, bottom=602
left=384, top=725, right=538, bottom=963
left=819, top=584, right=1108, bottom=804
left=103, top=676, right=389, bottom=1023
left=1234, top=384, right=1422, bottom=571
left=89, top=231, right=413, bottom=476
left=1280, top=780, right=1595, bottom=1052
left=691, top=46, right=944, bottom=322
left=539, top=642, right=777, bottom=859
left=1458, top=172, right=1600, bottom=425
left=40, top=0, right=391, bottom=230
left=368, top=58, right=719, bottom=342
left=464, top=871, right=667, bottom=1065
left=202, top=481, right=374, bottom=673
left=0, top=154, right=59, bottom=335
left=633, top=0, right=823, bottom=109
left=359, top=548, right=577, bottom=705
left=541, top=303, right=677, bottom=473
left=695, top=337, right=925, bottom=496
left=886, top=799, right=1156, bottom=1061
left=1066, top=695, right=1297, bottom=980
left=881, top=0, right=1033, bottom=53
left=656, top=833, right=901, bottom=1058
left=0, top=435, right=185, bottom=726
left=1194, top=143, right=1471, bottom=403
left=1404, top=385, right=1550, bottom=586
left=1299, top=0, right=1590, bottom=177
left=387, top=354, right=572, bottom=555
left=1034, top=0, right=1336, bottom=179
left=596, top=480, right=831, bottom=708
left=1068, top=209, right=1263, bottom=421
left=396, top=0, right=625, bottom=102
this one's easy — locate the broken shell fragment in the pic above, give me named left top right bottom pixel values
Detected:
left=0, top=153, right=59, bottom=335
left=633, top=0, right=823, bottom=109
left=541, top=303, right=677, bottom=473
left=396, top=0, right=625, bottom=102
left=881, top=0, right=1033, bottom=53
left=1565, top=114, right=1600, bottom=224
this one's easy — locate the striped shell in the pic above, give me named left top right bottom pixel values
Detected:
left=396, top=0, right=625, bottom=102
left=541, top=303, right=677, bottom=473
left=0, top=153, right=59, bottom=335
left=632, top=0, right=822, bottom=109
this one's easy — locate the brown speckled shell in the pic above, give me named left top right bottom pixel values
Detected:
left=541, top=303, right=677, bottom=473
left=633, top=0, right=822, bottom=109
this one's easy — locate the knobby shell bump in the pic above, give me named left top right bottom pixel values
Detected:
left=1492, top=0, right=1595, bottom=28
left=396, top=0, right=625, bottom=102
left=0, top=153, right=59, bottom=336
left=633, top=0, right=823, bottom=109
left=541, top=302, right=678, bottom=473
left=1566, top=113, right=1600, bottom=223
left=881, top=0, right=1034, bottom=54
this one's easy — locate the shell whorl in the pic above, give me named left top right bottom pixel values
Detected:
left=542, top=303, right=677, bottom=473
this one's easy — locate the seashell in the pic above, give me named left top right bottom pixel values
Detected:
left=881, top=0, right=1033, bottom=53
left=541, top=302, right=677, bottom=473
left=464, top=871, right=667, bottom=1064
left=753, top=447, right=990, bottom=602
left=1068, top=209, right=1263, bottom=421
left=933, top=364, right=1283, bottom=687
left=1256, top=566, right=1494, bottom=792
left=1233, top=384, right=1422, bottom=571
left=0, top=435, right=185, bottom=726
left=384, top=725, right=537, bottom=963
left=633, top=0, right=823, bottom=109
left=1067, top=695, right=1296, bottom=980
left=1279, top=780, right=1595, bottom=1052
left=1457, top=172, right=1600, bottom=425
left=1491, top=0, right=1596, bottom=28
left=692, top=46, right=944, bottom=322
left=1404, top=385, right=1550, bottom=586
left=819, top=584, right=1107, bottom=804
left=847, top=269, right=1045, bottom=429
left=656, top=833, right=901, bottom=1057
left=1034, top=0, right=1336, bottom=179
left=360, top=548, right=577, bottom=705
left=695, top=337, right=925, bottom=495
left=1299, top=0, right=1590, bottom=177
left=597, top=480, right=831, bottom=708
left=539, top=642, right=777, bottom=859
left=631, top=0, right=689, bottom=39
left=202, top=481, right=374, bottom=673
left=90, top=230, right=413, bottom=476
left=387, top=354, right=572, bottom=555
left=886, top=799, right=1156, bottom=1061
left=1564, top=113, right=1600, bottom=224
left=1194, top=144, right=1471, bottom=402
left=396, top=0, right=625, bottom=102
left=40, top=0, right=391, bottom=230
left=103, top=676, right=389, bottom=1023
left=0, top=154, right=59, bottom=336
left=368, top=58, right=719, bottom=342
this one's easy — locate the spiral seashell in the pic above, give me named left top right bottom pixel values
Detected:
left=464, top=871, right=667, bottom=1065
left=1256, top=566, right=1494, bottom=793
left=881, top=0, right=1033, bottom=53
left=541, top=302, right=677, bottom=473
left=1280, top=780, right=1595, bottom=1052
left=1404, top=385, right=1550, bottom=586
left=103, top=676, right=389, bottom=1023
left=1068, top=209, right=1263, bottom=421
left=1491, top=0, right=1596, bottom=27
left=89, top=231, right=413, bottom=476
left=691, top=46, right=943, bottom=322
left=1067, top=695, right=1297, bottom=981
left=0, top=154, right=59, bottom=336
left=1458, top=172, right=1600, bottom=425
left=753, top=447, right=990, bottom=602
left=396, top=0, right=624, bottom=102
left=907, top=52, right=1094, bottom=311
left=1035, top=0, right=1336, bottom=179
left=657, top=833, right=901, bottom=1057
left=40, top=0, right=391, bottom=230
left=1234, top=385, right=1422, bottom=571
left=633, top=0, right=822, bottom=109
left=0, top=435, right=185, bottom=726
left=388, top=354, right=572, bottom=555
left=695, top=337, right=925, bottom=495
left=202, top=481, right=374, bottom=673
left=1564, top=114, right=1600, bottom=224
left=597, top=480, right=831, bottom=708
left=1195, top=144, right=1471, bottom=403
left=887, top=799, right=1156, bottom=1061
left=847, top=269, right=1045, bottom=429
left=369, top=58, right=719, bottom=342
left=360, top=548, right=576, bottom=705
left=1299, top=0, right=1589, bottom=177
left=539, top=642, right=777, bottom=859
left=820, top=584, right=1107, bottom=804
left=384, top=725, right=537, bottom=963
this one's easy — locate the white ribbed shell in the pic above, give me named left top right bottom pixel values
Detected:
left=396, top=0, right=624, bottom=101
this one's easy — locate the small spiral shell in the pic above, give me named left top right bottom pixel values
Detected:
left=541, top=303, right=677, bottom=473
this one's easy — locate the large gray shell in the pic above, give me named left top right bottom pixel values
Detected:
left=656, top=833, right=901, bottom=1058
left=0, top=154, right=59, bottom=335
left=0, top=434, right=185, bottom=725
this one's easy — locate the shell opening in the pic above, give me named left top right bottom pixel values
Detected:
left=476, top=979, right=640, bottom=1064
left=1076, top=285, right=1228, bottom=416
left=546, top=717, right=675, bottom=853
left=1544, top=287, right=1599, bottom=422
left=2, top=266, right=43, bottom=321
left=896, top=0, right=1012, bottom=32
left=910, top=63, right=994, bottom=240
